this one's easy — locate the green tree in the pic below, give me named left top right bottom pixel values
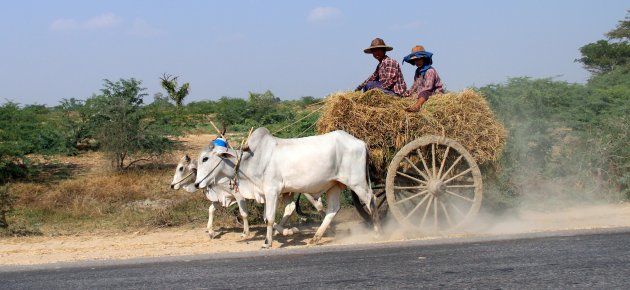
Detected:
left=86, top=78, right=174, bottom=170
left=606, top=10, right=630, bottom=40
left=159, top=73, right=190, bottom=107
left=216, top=97, right=248, bottom=129
left=577, top=11, right=630, bottom=75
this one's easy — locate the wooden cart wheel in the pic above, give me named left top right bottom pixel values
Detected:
left=385, top=135, right=482, bottom=232
left=351, top=187, right=388, bottom=224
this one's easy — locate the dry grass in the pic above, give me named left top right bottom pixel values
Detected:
left=1, top=134, right=247, bottom=237
left=317, top=89, right=507, bottom=176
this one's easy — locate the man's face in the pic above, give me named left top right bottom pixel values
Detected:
left=371, top=48, right=386, bottom=61
left=414, top=58, right=425, bottom=67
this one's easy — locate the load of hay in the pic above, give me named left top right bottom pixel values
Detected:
left=316, top=89, right=507, bottom=177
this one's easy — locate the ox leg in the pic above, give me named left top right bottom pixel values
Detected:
left=304, top=193, right=324, bottom=213
left=310, top=185, right=341, bottom=245
left=274, top=193, right=299, bottom=236
left=262, top=192, right=279, bottom=249
left=207, top=202, right=218, bottom=239
left=236, top=198, right=249, bottom=238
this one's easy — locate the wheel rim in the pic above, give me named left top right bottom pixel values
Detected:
left=385, top=136, right=482, bottom=232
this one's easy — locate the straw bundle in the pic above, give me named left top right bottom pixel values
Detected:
left=316, top=89, right=507, bottom=177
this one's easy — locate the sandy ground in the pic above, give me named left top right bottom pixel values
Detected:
left=2, top=203, right=630, bottom=266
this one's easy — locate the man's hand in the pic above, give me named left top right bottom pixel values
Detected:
left=355, top=85, right=364, bottom=92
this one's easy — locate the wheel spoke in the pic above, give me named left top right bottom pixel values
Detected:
left=393, top=185, right=427, bottom=190
left=443, top=168, right=473, bottom=184
left=375, top=190, right=386, bottom=197
left=432, top=143, right=437, bottom=178
left=377, top=195, right=387, bottom=209
left=433, top=196, right=438, bottom=230
left=404, top=157, right=430, bottom=182
left=439, top=200, right=453, bottom=226
left=394, top=190, right=429, bottom=205
left=419, top=196, right=434, bottom=228
left=416, top=148, right=433, bottom=179
left=440, top=155, right=464, bottom=182
left=437, top=146, right=451, bottom=179
left=396, top=171, right=427, bottom=185
left=450, top=201, right=466, bottom=217
left=446, top=184, right=476, bottom=188
left=403, top=193, right=431, bottom=221
left=445, top=190, right=474, bottom=202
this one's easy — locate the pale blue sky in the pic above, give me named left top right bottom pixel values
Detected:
left=1, top=1, right=628, bottom=106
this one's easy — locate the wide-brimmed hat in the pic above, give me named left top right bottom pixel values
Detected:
left=364, top=38, right=393, bottom=53
left=403, top=45, right=433, bottom=65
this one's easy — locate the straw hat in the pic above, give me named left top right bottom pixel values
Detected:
left=403, top=45, right=433, bottom=65
left=408, top=45, right=426, bottom=60
left=364, top=38, right=393, bottom=53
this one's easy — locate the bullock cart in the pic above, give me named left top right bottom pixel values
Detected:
left=316, top=89, right=506, bottom=232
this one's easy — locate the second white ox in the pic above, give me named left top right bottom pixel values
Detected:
left=194, top=127, right=379, bottom=248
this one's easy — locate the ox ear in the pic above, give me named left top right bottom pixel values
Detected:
left=188, top=161, right=197, bottom=171
left=218, top=148, right=237, bottom=159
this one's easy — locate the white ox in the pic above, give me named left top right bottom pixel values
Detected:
left=171, top=154, right=324, bottom=238
left=194, top=127, right=379, bottom=248
left=170, top=154, right=249, bottom=238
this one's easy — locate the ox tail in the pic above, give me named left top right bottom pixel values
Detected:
left=365, top=145, right=382, bottom=234
left=295, top=193, right=306, bottom=216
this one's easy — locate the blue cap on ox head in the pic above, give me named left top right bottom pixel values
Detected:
left=213, top=137, right=228, bottom=149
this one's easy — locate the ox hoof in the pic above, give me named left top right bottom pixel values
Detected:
left=291, top=227, right=300, bottom=233
left=308, top=236, right=322, bottom=245
left=208, top=231, right=219, bottom=239
left=240, top=232, right=250, bottom=239
left=282, top=228, right=293, bottom=236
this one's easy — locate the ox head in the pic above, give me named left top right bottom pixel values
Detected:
left=170, top=154, right=198, bottom=192
left=194, top=141, right=237, bottom=189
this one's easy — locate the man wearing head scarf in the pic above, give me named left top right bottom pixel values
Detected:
left=402, top=45, right=444, bottom=112
left=355, top=38, right=407, bottom=96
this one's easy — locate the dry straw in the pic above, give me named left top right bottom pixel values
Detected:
left=316, top=89, right=507, bottom=177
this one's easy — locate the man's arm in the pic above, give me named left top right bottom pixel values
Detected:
left=357, top=70, right=378, bottom=91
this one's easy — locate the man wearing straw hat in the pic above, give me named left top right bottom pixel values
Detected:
left=402, top=45, right=444, bottom=112
left=355, top=38, right=407, bottom=96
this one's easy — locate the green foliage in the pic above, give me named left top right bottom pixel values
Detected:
left=215, top=97, right=248, bottom=130
left=159, top=74, right=190, bottom=107
left=185, top=100, right=217, bottom=115
left=577, top=10, right=630, bottom=75
left=0, top=101, right=81, bottom=184
left=577, top=40, right=630, bottom=74
left=606, top=10, right=630, bottom=40
left=479, top=70, right=630, bottom=206
left=85, top=78, right=176, bottom=170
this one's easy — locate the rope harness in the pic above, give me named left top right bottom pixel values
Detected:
left=229, top=150, right=245, bottom=193
left=195, top=160, right=222, bottom=187
left=171, top=170, right=195, bottom=187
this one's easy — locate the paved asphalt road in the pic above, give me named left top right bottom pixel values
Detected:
left=1, top=228, right=629, bottom=289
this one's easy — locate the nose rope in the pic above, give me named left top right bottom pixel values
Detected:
left=196, top=161, right=222, bottom=186
left=171, top=171, right=194, bottom=187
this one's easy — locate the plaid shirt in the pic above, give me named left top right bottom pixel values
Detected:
left=361, top=56, right=407, bottom=95
left=404, top=67, right=444, bottom=99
